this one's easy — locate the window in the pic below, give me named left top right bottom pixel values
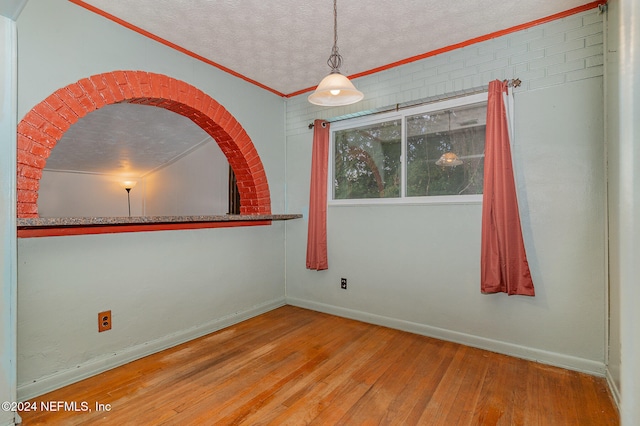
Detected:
left=331, top=93, right=487, bottom=204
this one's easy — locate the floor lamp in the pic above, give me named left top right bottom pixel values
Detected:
left=120, top=180, right=137, bottom=217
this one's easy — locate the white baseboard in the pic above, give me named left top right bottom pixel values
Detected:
left=605, top=367, right=621, bottom=410
left=286, top=297, right=606, bottom=377
left=0, top=415, right=18, bottom=426
left=18, top=297, right=286, bottom=401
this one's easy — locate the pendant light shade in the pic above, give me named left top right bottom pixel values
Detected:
left=436, top=152, right=463, bottom=167
left=308, top=0, right=363, bottom=107
left=308, top=72, right=363, bottom=106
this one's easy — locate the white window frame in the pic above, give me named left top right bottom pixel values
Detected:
left=329, top=92, right=488, bottom=206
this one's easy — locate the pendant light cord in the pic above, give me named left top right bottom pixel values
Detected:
left=327, top=0, right=343, bottom=73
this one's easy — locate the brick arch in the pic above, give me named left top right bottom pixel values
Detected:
left=16, top=70, right=271, bottom=218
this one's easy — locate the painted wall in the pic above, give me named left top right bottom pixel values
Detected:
left=285, top=8, right=608, bottom=374
left=145, top=141, right=228, bottom=216
left=0, top=13, right=18, bottom=426
left=38, top=140, right=228, bottom=217
left=604, top=0, right=621, bottom=406
left=38, top=171, right=145, bottom=217
left=16, top=0, right=286, bottom=399
left=614, top=0, right=640, bottom=423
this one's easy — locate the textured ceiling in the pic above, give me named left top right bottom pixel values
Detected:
left=78, top=0, right=596, bottom=95
left=50, top=0, right=597, bottom=176
left=46, top=104, right=212, bottom=177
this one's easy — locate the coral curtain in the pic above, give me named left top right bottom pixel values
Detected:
left=306, top=120, right=330, bottom=270
left=481, top=80, right=535, bottom=296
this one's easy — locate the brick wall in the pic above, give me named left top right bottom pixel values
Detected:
left=16, top=70, right=271, bottom=218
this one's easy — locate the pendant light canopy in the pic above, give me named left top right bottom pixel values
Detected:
left=308, top=0, right=363, bottom=106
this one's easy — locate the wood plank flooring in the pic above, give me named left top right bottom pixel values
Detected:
left=18, top=306, right=619, bottom=425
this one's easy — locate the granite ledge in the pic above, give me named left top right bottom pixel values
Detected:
left=18, top=214, right=302, bottom=228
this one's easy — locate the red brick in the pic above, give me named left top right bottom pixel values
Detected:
left=44, top=93, right=65, bottom=111
left=185, top=85, right=197, bottom=107
left=16, top=134, right=32, bottom=153
left=66, top=83, right=85, bottom=98
left=190, top=114, right=208, bottom=128
left=18, top=165, right=43, bottom=180
left=89, top=73, right=107, bottom=91
left=103, top=73, right=126, bottom=102
left=125, top=71, right=144, bottom=98
left=244, top=149, right=259, bottom=163
left=192, top=89, right=206, bottom=111
left=256, top=190, right=270, bottom=200
left=42, top=123, right=64, bottom=140
left=176, top=81, right=190, bottom=104
left=180, top=105, right=198, bottom=119
left=206, top=102, right=223, bottom=121
left=77, top=95, right=97, bottom=113
left=17, top=150, right=47, bottom=168
left=47, top=95, right=79, bottom=124
left=217, top=112, right=232, bottom=130
left=226, top=120, right=242, bottom=140
left=17, top=202, right=38, bottom=216
left=165, top=77, right=180, bottom=101
left=119, top=82, right=134, bottom=99
left=90, top=74, right=116, bottom=104
left=30, top=142, right=51, bottom=159
left=97, top=85, right=116, bottom=104
left=234, top=128, right=250, bottom=143
left=164, top=102, right=184, bottom=115
left=23, top=110, right=46, bottom=129
left=112, top=70, right=128, bottom=85
left=17, top=190, right=38, bottom=204
left=34, top=103, right=70, bottom=132
left=17, top=122, right=49, bottom=145
left=235, top=133, right=253, bottom=150
left=136, top=72, right=153, bottom=97
left=78, top=78, right=106, bottom=109
left=17, top=176, right=40, bottom=192
left=253, top=174, right=267, bottom=186
left=156, top=74, right=172, bottom=99
left=56, top=88, right=89, bottom=118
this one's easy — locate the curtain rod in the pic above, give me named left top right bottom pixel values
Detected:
left=308, top=78, right=521, bottom=129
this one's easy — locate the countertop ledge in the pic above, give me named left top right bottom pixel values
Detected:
left=18, top=214, right=303, bottom=228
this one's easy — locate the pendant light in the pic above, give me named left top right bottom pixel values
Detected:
left=308, top=0, right=363, bottom=106
left=436, top=110, right=462, bottom=167
left=435, top=151, right=463, bottom=167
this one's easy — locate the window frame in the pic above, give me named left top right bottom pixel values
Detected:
left=329, top=92, right=488, bottom=206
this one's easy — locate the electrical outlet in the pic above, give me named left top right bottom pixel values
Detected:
left=98, top=310, right=111, bottom=332
left=341, top=278, right=347, bottom=290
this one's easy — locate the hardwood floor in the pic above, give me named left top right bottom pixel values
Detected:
left=19, top=306, right=619, bottom=425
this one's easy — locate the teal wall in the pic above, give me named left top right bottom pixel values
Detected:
left=15, top=0, right=287, bottom=399
left=0, top=14, right=18, bottom=426
left=285, top=8, right=609, bottom=374
left=6, top=1, right=639, bottom=422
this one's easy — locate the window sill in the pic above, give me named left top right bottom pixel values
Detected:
left=17, top=214, right=302, bottom=238
left=328, top=195, right=483, bottom=207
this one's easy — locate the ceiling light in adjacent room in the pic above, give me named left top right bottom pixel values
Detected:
left=436, top=152, right=463, bottom=167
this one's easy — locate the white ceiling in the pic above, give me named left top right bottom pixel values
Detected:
left=79, top=0, right=595, bottom=96
left=48, top=0, right=596, bottom=176
left=45, top=104, right=213, bottom=177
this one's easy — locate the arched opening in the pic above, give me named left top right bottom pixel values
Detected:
left=16, top=70, right=271, bottom=218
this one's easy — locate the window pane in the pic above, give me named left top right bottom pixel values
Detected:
left=333, top=119, right=401, bottom=199
left=406, top=103, right=486, bottom=197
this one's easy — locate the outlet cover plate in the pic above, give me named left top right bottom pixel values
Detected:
left=98, top=310, right=111, bottom=332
